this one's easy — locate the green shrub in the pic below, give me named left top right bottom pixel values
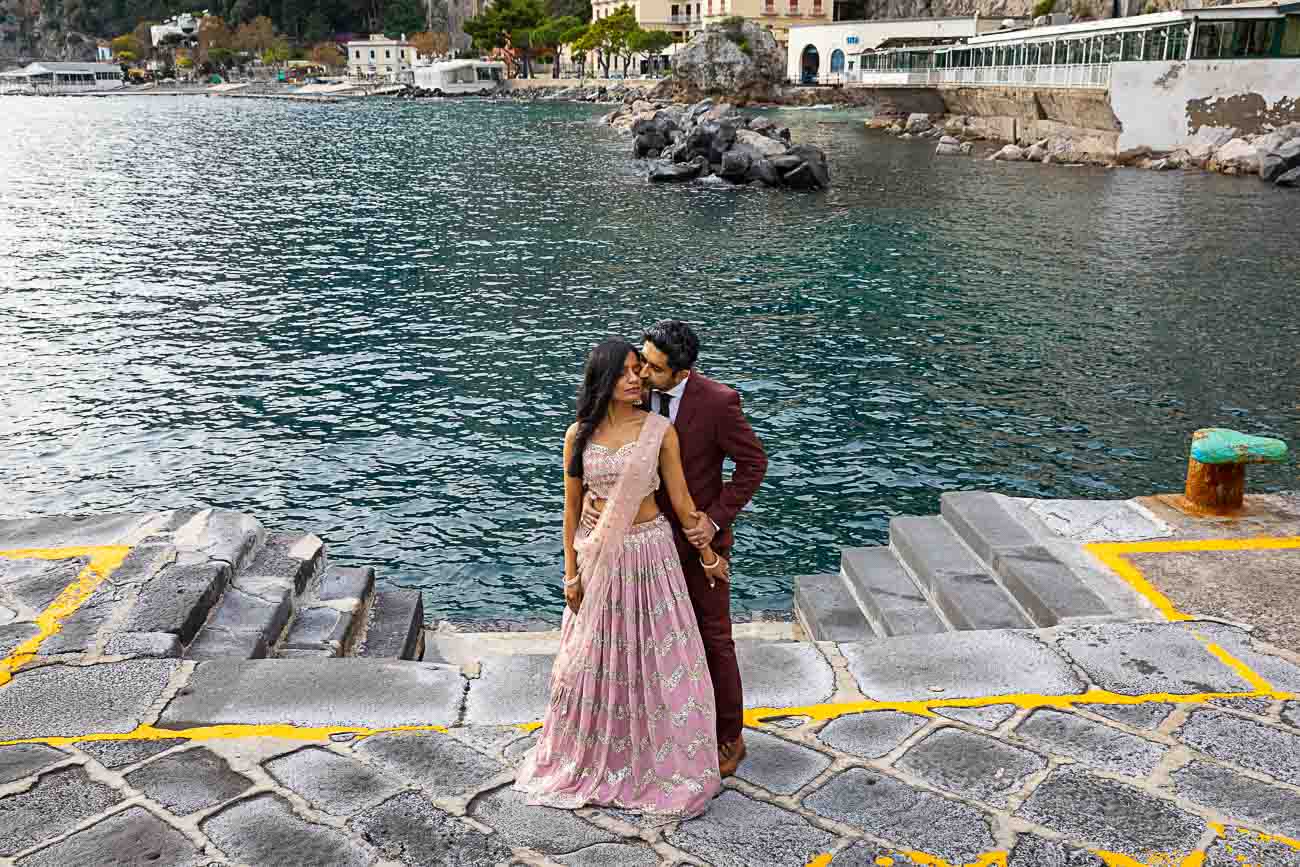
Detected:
left=1032, top=0, right=1055, bottom=17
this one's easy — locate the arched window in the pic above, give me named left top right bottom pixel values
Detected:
left=800, top=44, right=819, bottom=83
left=830, top=48, right=845, bottom=72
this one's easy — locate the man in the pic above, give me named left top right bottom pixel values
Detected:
left=584, top=320, right=767, bottom=777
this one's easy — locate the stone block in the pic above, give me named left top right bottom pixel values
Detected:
left=1283, top=700, right=1300, bottom=730
left=1086, top=702, right=1173, bottom=730
left=896, top=726, right=1046, bottom=806
left=1203, top=826, right=1300, bottom=867
left=840, top=629, right=1082, bottom=702
left=464, top=654, right=554, bottom=726
left=205, top=585, right=293, bottom=645
left=101, top=632, right=184, bottom=659
left=0, top=660, right=179, bottom=739
left=1016, top=709, right=1165, bottom=776
left=185, top=627, right=269, bottom=661
left=991, top=547, right=1110, bottom=625
left=939, top=491, right=1035, bottom=562
left=13, top=805, right=207, bottom=867
left=1192, top=622, right=1300, bottom=695
left=1208, top=696, right=1274, bottom=715
left=0, top=622, right=40, bottom=657
left=1177, top=708, right=1300, bottom=785
left=158, top=659, right=464, bottom=730
left=468, top=785, right=619, bottom=854
left=1172, top=759, right=1300, bottom=838
left=348, top=790, right=514, bottom=866
left=737, top=641, right=835, bottom=710
left=279, top=607, right=354, bottom=655
left=240, top=532, right=323, bottom=595
left=356, top=731, right=505, bottom=799
left=1015, top=766, right=1203, bottom=855
left=1026, top=498, right=1170, bottom=542
left=823, top=840, right=923, bottom=866
left=319, top=565, right=375, bottom=607
left=890, top=516, right=1030, bottom=630
left=201, top=792, right=371, bottom=867
left=264, top=746, right=403, bottom=817
left=0, top=744, right=67, bottom=784
left=816, top=710, right=927, bottom=759
left=76, top=738, right=184, bottom=769
left=803, top=767, right=997, bottom=865
left=733, top=729, right=831, bottom=795
left=0, top=766, right=124, bottom=856
left=668, top=790, right=837, bottom=867
left=1007, top=833, right=1105, bottom=867
left=194, top=509, right=264, bottom=572
left=277, top=646, right=339, bottom=659
left=1052, top=622, right=1254, bottom=696
left=124, top=747, right=254, bottom=815
left=123, top=562, right=230, bottom=644
left=793, top=573, right=873, bottom=642
left=0, top=512, right=156, bottom=551
left=556, top=842, right=661, bottom=866
left=104, top=544, right=172, bottom=586
left=0, top=558, right=85, bottom=612
left=358, top=590, right=424, bottom=660
left=934, top=704, right=1016, bottom=730
left=841, top=547, right=945, bottom=637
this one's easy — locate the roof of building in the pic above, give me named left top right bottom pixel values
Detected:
left=965, top=1, right=1287, bottom=45
left=0, top=61, right=120, bottom=76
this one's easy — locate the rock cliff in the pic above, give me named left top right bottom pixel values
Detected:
left=665, top=20, right=785, bottom=105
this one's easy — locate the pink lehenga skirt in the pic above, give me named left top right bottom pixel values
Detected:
left=514, top=515, right=721, bottom=819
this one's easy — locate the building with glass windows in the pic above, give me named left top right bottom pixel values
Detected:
left=347, top=35, right=416, bottom=83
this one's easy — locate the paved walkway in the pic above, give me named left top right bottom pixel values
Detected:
left=2, top=509, right=1300, bottom=865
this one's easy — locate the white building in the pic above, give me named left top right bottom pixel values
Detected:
left=347, top=34, right=416, bottom=82
left=787, top=16, right=1019, bottom=84
left=150, top=14, right=201, bottom=47
left=0, top=61, right=124, bottom=94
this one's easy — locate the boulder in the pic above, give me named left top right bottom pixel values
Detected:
left=634, top=130, right=668, bottom=158
left=734, top=128, right=787, bottom=158
left=669, top=20, right=785, bottom=103
left=770, top=153, right=803, bottom=173
left=1259, top=138, right=1300, bottom=183
left=701, top=101, right=735, bottom=122
left=905, top=113, right=933, bottom=134
left=1275, top=166, right=1300, bottom=187
left=720, top=149, right=752, bottom=180
left=939, top=135, right=960, bottom=147
left=746, top=158, right=781, bottom=187
left=960, top=142, right=974, bottom=155
left=785, top=144, right=830, bottom=189
left=1026, top=143, right=1047, bottom=162
left=993, top=144, right=1024, bottom=161
left=649, top=156, right=708, bottom=182
left=1209, top=137, right=1257, bottom=174
left=630, top=99, right=654, bottom=114
left=935, top=142, right=962, bottom=156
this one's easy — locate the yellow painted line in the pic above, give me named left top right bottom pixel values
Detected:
left=0, top=545, right=131, bottom=686
left=805, top=855, right=833, bottom=867
left=0, top=720, right=448, bottom=749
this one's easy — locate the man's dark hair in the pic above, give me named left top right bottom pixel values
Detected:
left=643, top=320, right=699, bottom=372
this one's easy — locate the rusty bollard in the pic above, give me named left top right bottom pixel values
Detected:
left=1182, top=427, right=1288, bottom=516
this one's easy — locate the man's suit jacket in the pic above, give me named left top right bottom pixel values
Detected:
left=655, top=373, right=767, bottom=554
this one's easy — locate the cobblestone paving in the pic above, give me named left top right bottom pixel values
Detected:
left=0, top=622, right=1297, bottom=867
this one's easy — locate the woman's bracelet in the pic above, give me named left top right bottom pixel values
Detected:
left=700, top=554, right=721, bottom=569
left=563, top=575, right=581, bottom=587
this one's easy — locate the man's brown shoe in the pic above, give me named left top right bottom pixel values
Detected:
left=718, top=735, right=747, bottom=778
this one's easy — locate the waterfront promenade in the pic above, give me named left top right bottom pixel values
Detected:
left=1, top=492, right=1298, bottom=865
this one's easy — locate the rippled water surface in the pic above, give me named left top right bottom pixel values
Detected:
left=2, top=96, right=1296, bottom=621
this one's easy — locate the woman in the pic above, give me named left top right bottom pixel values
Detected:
left=514, top=338, right=729, bottom=820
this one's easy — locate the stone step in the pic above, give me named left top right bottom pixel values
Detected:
left=940, top=491, right=1111, bottom=626
left=357, top=590, right=425, bottom=660
left=841, top=547, right=947, bottom=637
left=278, top=601, right=366, bottom=659
left=238, top=533, right=325, bottom=597
left=889, top=516, right=1032, bottom=631
left=187, top=583, right=294, bottom=661
left=792, top=573, right=875, bottom=642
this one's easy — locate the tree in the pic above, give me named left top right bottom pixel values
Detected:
left=544, top=0, right=589, bottom=19
left=464, top=0, right=545, bottom=77
left=530, top=14, right=578, bottom=77
left=409, top=29, right=450, bottom=58
left=625, top=26, right=670, bottom=76
left=383, top=0, right=424, bottom=37
left=303, top=7, right=329, bottom=41
left=309, top=39, right=345, bottom=66
left=262, top=36, right=291, bottom=65
left=561, top=20, right=588, bottom=76
left=234, top=14, right=276, bottom=54
left=579, top=5, right=634, bottom=78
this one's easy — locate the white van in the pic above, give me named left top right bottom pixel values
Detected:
left=413, top=60, right=506, bottom=96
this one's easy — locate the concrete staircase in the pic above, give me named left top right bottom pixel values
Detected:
left=118, top=510, right=424, bottom=662
left=794, top=491, right=1115, bottom=642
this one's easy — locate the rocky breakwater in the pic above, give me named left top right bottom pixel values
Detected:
left=604, top=98, right=831, bottom=190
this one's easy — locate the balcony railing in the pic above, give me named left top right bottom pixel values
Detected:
left=762, top=3, right=776, bottom=12
left=832, top=64, right=1111, bottom=90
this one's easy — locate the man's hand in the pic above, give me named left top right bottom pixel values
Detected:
left=684, top=511, right=716, bottom=549
left=580, top=492, right=603, bottom=532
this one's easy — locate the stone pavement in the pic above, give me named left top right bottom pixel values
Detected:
left=2, top=500, right=1300, bottom=865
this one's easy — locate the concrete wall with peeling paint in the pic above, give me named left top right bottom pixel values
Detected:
left=1111, top=59, right=1300, bottom=151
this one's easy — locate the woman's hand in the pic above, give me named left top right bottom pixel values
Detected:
left=701, top=553, right=729, bottom=588
left=564, top=576, right=584, bottom=614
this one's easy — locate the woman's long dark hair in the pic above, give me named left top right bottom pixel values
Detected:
left=569, top=337, right=638, bottom=479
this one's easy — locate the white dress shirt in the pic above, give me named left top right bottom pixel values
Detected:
left=654, top=375, right=689, bottom=423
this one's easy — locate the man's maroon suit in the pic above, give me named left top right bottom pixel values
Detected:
left=654, top=373, right=767, bottom=746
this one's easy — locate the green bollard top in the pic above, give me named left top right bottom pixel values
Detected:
left=1190, top=428, right=1288, bottom=465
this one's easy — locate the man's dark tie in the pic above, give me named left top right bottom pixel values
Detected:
left=656, top=392, right=671, bottom=419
